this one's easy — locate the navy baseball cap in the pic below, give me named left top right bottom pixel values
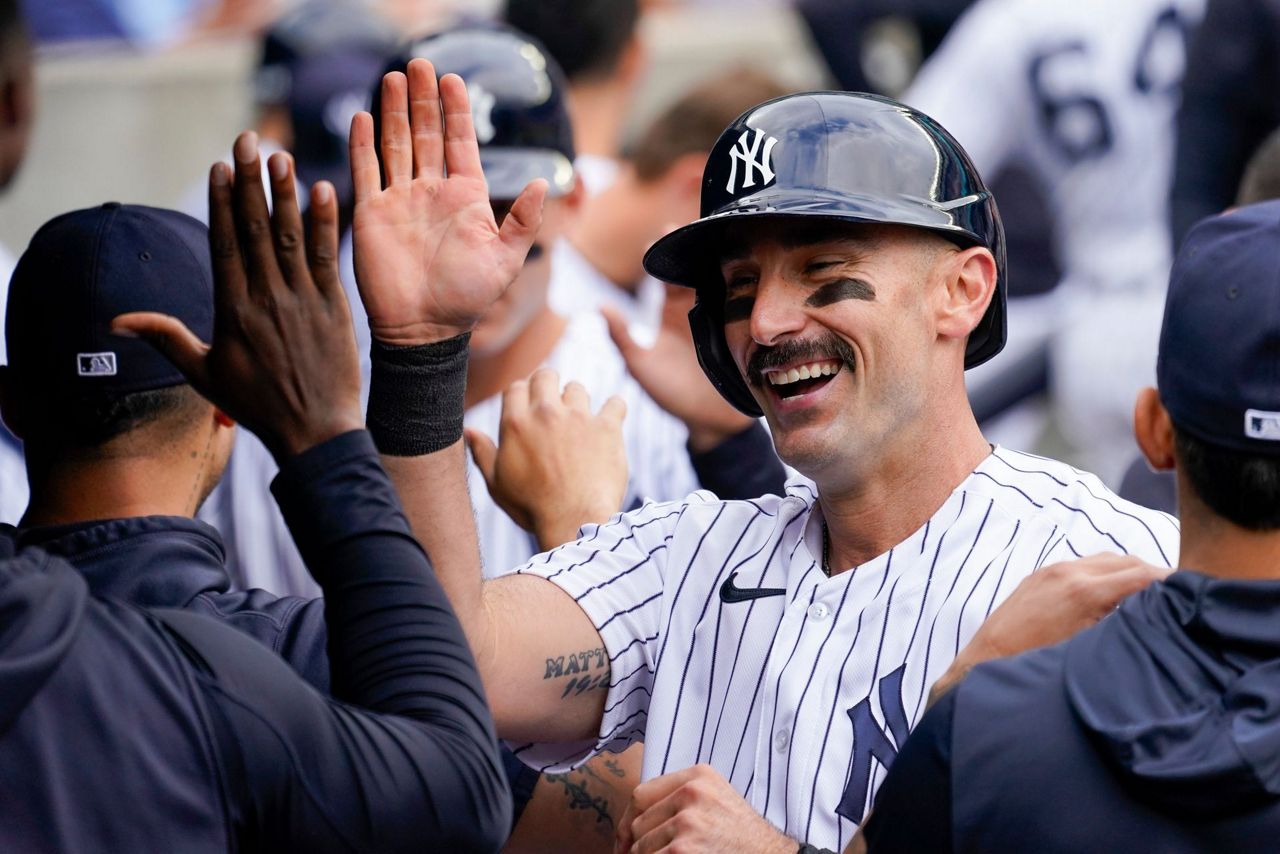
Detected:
left=256, top=3, right=399, bottom=203
left=1158, top=200, right=1280, bottom=454
left=5, top=203, right=213, bottom=398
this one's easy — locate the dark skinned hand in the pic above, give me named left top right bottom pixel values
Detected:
left=112, top=131, right=363, bottom=461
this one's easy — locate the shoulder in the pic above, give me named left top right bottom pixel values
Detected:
left=968, top=447, right=1180, bottom=565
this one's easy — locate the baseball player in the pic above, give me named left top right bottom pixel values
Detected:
left=346, top=74, right=1179, bottom=851
left=906, top=0, right=1206, bottom=483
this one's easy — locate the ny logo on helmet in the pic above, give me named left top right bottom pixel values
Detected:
left=468, top=83, right=497, bottom=145
left=725, top=128, right=778, bottom=194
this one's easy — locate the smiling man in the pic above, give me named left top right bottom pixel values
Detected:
left=364, top=89, right=1181, bottom=852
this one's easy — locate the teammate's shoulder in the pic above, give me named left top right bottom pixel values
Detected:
left=970, top=446, right=1179, bottom=562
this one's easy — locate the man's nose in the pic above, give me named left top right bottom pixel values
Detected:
left=749, top=273, right=807, bottom=347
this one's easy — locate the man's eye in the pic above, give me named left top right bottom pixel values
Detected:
left=725, top=275, right=756, bottom=292
left=805, top=261, right=839, bottom=274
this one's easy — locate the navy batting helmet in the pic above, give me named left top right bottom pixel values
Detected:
left=373, top=23, right=575, bottom=200
left=643, top=91, right=1007, bottom=417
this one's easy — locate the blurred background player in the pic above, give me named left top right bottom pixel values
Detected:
left=372, top=24, right=699, bottom=578
left=502, top=0, right=645, bottom=196
left=551, top=68, right=790, bottom=340
left=193, top=1, right=399, bottom=592
left=906, top=0, right=1205, bottom=484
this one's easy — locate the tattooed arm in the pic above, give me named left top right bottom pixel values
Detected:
left=504, top=747, right=643, bottom=854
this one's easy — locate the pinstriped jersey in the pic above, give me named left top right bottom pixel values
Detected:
left=511, top=446, right=1179, bottom=850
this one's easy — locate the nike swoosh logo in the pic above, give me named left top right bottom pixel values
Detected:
left=719, top=571, right=787, bottom=604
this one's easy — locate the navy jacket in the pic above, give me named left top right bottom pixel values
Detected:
left=0, top=431, right=510, bottom=852
left=5, top=515, right=331, bottom=689
left=864, top=571, right=1280, bottom=852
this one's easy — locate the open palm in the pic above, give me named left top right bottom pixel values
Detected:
left=350, top=59, right=546, bottom=346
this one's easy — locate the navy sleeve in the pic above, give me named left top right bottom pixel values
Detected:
left=171, top=429, right=510, bottom=851
left=862, top=688, right=956, bottom=854
left=688, top=421, right=788, bottom=499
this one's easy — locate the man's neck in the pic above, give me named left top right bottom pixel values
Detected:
left=567, top=80, right=627, bottom=160
left=818, top=411, right=991, bottom=572
left=21, top=454, right=211, bottom=528
left=466, top=306, right=570, bottom=408
left=570, top=176, right=651, bottom=293
left=1176, top=472, right=1280, bottom=580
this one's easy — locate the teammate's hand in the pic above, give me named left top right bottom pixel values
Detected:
left=614, top=764, right=797, bottom=854
left=466, top=368, right=628, bottom=552
left=931, top=552, right=1171, bottom=704
left=350, top=58, right=547, bottom=346
left=113, top=134, right=362, bottom=461
left=603, top=286, right=754, bottom=452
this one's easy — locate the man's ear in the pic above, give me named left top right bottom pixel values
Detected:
left=934, top=246, right=997, bottom=345
left=1134, top=386, right=1175, bottom=471
left=0, top=366, right=26, bottom=441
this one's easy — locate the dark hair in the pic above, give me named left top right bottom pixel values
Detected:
left=0, top=0, right=27, bottom=56
left=17, top=384, right=206, bottom=449
left=1237, top=125, right=1280, bottom=207
left=1174, top=425, right=1280, bottom=530
left=629, top=68, right=791, bottom=182
left=502, top=0, right=638, bottom=82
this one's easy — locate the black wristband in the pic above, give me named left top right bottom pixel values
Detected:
left=366, top=332, right=470, bottom=456
left=797, top=845, right=837, bottom=854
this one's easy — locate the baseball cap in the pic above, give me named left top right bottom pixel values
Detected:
left=1158, top=200, right=1280, bottom=454
left=376, top=23, right=577, bottom=200
left=5, top=203, right=213, bottom=398
left=256, top=2, right=399, bottom=203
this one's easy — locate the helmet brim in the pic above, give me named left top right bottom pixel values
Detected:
left=480, top=148, right=575, bottom=200
left=643, top=192, right=988, bottom=290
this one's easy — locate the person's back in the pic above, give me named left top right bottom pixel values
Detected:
left=0, top=545, right=228, bottom=853
left=865, top=200, right=1280, bottom=852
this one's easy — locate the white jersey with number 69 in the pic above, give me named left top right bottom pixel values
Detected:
left=907, top=0, right=1204, bottom=296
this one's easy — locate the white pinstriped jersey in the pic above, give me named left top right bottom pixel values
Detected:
left=466, top=312, right=698, bottom=578
left=511, top=446, right=1179, bottom=850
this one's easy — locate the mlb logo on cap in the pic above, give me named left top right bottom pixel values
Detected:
left=1246, top=410, right=1280, bottom=441
left=77, top=352, right=118, bottom=377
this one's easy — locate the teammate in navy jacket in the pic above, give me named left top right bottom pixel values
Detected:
left=865, top=202, right=1280, bottom=852
left=0, top=144, right=508, bottom=851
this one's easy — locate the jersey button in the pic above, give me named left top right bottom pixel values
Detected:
left=774, top=729, right=790, bottom=753
left=807, top=602, right=830, bottom=621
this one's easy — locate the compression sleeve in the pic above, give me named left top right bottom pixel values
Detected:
left=688, top=421, right=787, bottom=499
left=861, top=688, right=956, bottom=854
left=167, top=429, right=510, bottom=852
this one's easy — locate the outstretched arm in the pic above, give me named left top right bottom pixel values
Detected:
left=348, top=60, right=610, bottom=742
left=118, top=137, right=509, bottom=850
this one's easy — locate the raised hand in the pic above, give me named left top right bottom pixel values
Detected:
left=112, top=132, right=363, bottom=460
left=466, top=368, right=628, bottom=552
left=350, top=58, right=548, bottom=346
left=603, top=285, right=754, bottom=452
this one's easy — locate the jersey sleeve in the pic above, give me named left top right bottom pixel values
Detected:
left=903, top=0, right=1031, bottom=177
left=510, top=493, right=711, bottom=772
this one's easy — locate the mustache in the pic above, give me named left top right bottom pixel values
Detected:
left=746, top=335, right=856, bottom=387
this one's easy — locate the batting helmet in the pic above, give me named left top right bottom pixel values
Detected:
left=373, top=24, right=576, bottom=200
left=643, top=91, right=1007, bottom=416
